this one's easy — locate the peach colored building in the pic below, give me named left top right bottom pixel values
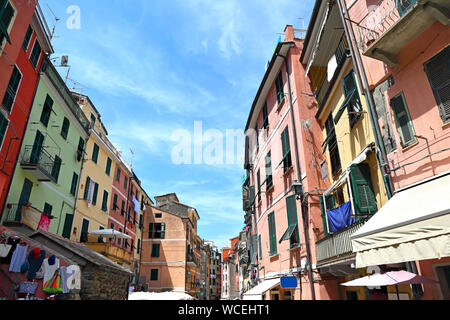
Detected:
left=328, top=0, right=450, bottom=299
left=140, top=193, right=200, bottom=297
left=242, top=25, right=341, bottom=300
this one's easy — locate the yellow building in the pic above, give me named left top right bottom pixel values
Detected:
left=300, top=0, right=411, bottom=300
left=71, top=93, right=116, bottom=243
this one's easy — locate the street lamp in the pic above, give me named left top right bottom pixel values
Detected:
left=292, top=181, right=303, bottom=199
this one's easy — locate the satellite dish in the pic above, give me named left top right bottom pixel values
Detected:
left=61, top=56, right=69, bottom=66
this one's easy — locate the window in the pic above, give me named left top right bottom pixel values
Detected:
left=2, top=66, right=22, bottom=113
left=280, top=126, right=292, bottom=173
left=335, top=70, right=363, bottom=128
left=30, top=130, right=44, bottom=164
left=115, top=167, right=120, bottom=182
left=0, top=111, right=8, bottom=148
left=83, top=176, right=98, bottom=205
left=70, top=172, right=78, bottom=196
left=150, top=269, right=158, bottom=281
left=320, top=193, right=335, bottom=237
left=118, top=228, right=122, bottom=246
left=51, top=155, right=62, bottom=183
left=60, top=117, right=70, bottom=140
left=113, top=194, right=118, bottom=210
left=43, top=203, right=52, bottom=216
left=29, top=39, right=42, bottom=69
left=257, top=169, right=261, bottom=203
left=92, top=143, right=99, bottom=163
left=280, top=196, right=300, bottom=248
left=324, top=114, right=341, bottom=176
left=124, top=176, right=128, bottom=190
left=0, top=0, right=14, bottom=45
left=148, top=223, right=166, bottom=239
left=77, top=137, right=84, bottom=161
left=262, top=102, right=269, bottom=129
left=22, top=25, right=33, bottom=51
left=155, top=213, right=162, bottom=218
left=137, top=238, right=141, bottom=254
left=105, top=157, right=112, bottom=176
left=151, top=243, right=160, bottom=257
left=40, top=95, right=53, bottom=127
left=424, top=46, right=450, bottom=123
left=275, top=71, right=284, bottom=104
left=268, top=212, right=277, bottom=256
left=264, top=151, right=273, bottom=190
left=101, top=190, right=108, bottom=212
left=90, top=113, right=96, bottom=128
left=390, top=93, right=416, bottom=148
left=121, top=200, right=125, bottom=216
left=349, top=163, right=377, bottom=216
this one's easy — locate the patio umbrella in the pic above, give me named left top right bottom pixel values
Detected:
left=88, top=229, right=132, bottom=239
left=341, top=270, right=438, bottom=300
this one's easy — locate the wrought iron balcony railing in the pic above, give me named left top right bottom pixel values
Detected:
left=20, top=145, right=56, bottom=182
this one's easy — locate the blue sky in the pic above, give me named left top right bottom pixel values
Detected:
left=41, top=0, right=314, bottom=249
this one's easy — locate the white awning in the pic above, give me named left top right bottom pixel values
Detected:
left=352, top=173, right=450, bottom=268
left=89, top=229, right=131, bottom=239
left=242, top=278, right=281, bottom=300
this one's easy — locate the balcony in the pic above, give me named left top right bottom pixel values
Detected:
left=356, top=0, right=449, bottom=66
left=2, top=204, right=46, bottom=231
left=20, top=146, right=56, bottom=183
left=316, top=219, right=368, bottom=267
left=187, top=251, right=199, bottom=267
left=84, top=237, right=132, bottom=265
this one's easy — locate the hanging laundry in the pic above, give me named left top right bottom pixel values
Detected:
left=326, top=201, right=355, bottom=233
left=37, top=214, right=52, bottom=232
left=65, top=265, right=81, bottom=291
left=26, top=248, right=46, bottom=280
left=42, top=255, right=60, bottom=286
left=132, top=196, right=140, bottom=214
left=8, top=243, right=29, bottom=272
left=0, top=236, right=20, bottom=264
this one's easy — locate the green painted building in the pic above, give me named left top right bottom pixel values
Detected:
left=1, top=56, right=90, bottom=238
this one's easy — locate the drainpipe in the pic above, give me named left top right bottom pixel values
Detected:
left=336, top=0, right=394, bottom=200
left=278, top=52, right=316, bottom=300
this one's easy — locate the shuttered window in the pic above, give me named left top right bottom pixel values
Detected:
left=390, top=93, right=416, bottom=148
left=280, top=126, right=292, bottom=172
left=151, top=243, right=160, bottom=257
left=275, top=72, right=284, bottom=104
left=121, top=200, right=125, bottom=216
left=265, top=151, right=273, bottom=190
left=262, top=102, right=269, bottom=129
left=22, top=25, right=33, bottom=51
left=324, top=115, right=341, bottom=176
left=424, top=46, right=450, bottom=123
left=258, top=234, right=262, bottom=259
left=149, top=223, right=166, bottom=239
left=92, top=143, right=99, bottom=163
left=280, top=195, right=300, bottom=247
left=113, top=194, right=118, bottom=210
left=320, top=194, right=335, bottom=237
left=0, top=111, right=8, bottom=148
left=256, top=169, right=261, bottom=203
left=268, top=211, right=277, bottom=256
left=83, top=176, right=91, bottom=200
left=70, top=172, right=78, bottom=196
left=349, top=163, right=377, bottom=216
left=40, top=95, right=53, bottom=127
left=101, top=190, right=108, bottom=212
left=105, top=157, right=112, bottom=175
left=0, top=0, right=14, bottom=45
left=150, top=269, right=158, bottom=281
left=77, top=137, right=84, bottom=161
left=342, top=70, right=363, bottom=128
left=61, top=117, right=70, bottom=140
left=2, top=66, right=21, bottom=113
left=29, top=39, right=42, bottom=69
left=51, top=155, right=62, bottom=182
left=92, top=182, right=99, bottom=205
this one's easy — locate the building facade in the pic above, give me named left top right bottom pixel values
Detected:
left=1, top=56, right=90, bottom=238
left=0, top=1, right=53, bottom=217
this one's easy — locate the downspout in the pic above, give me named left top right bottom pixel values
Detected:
left=336, top=0, right=394, bottom=199
left=278, top=52, right=316, bottom=300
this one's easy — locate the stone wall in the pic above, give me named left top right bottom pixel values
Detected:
left=81, top=267, right=130, bottom=300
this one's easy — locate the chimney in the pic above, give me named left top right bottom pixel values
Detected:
left=284, top=25, right=294, bottom=41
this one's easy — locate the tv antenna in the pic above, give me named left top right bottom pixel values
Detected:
left=46, top=3, right=60, bottom=40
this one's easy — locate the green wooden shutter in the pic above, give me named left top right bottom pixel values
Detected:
left=258, top=234, right=262, bottom=258
left=121, top=200, right=125, bottom=216
left=102, top=190, right=108, bottom=211
left=268, top=212, right=277, bottom=255
left=92, top=143, right=99, bottom=163
left=350, top=163, right=377, bottom=216
left=83, top=176, right=91, bottom=200
left=275, top=72, right=284, bottom=104
left=92, top=182, right=99, bottom=205
left=257, top=170, right=261, bottom=203
left=262, top=102, right=269, bottom=128
left=62, top=214, right=74, bottom=239
left=149, top=223, right=154, bottom=238
left=51, top=155, right=62, bottom=182
left=70, top=172, right=78, bottom=196
left=281, top=126, right=292, bottom=172
left=105, top=157, right=112, bottom=175
left=390, top=94, right=416, bottom=147
left=43, top=203, right=52, bottom=215
left=1, top=66, right=22, bottom=113
left=286, top=195, right=299, bottom=246
left=40, top=95, right=53, bottom=127
left=61, top=117, right=70, bottom=140
left=160, top=223, right=166, bottom=239
left=30, top=130, right=44, bottom=164
left=113, top=194, right=118, bottom=210
left=424, top=46, right=450, bottom=123
left=319, top=194, right=335, bottom=237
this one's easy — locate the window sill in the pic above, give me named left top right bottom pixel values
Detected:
left=442, top=120, right=450, bottom=129
left=276, top=97, right=286, bottom=112
left=401, top=139, right=419, bottom=152
left=283, top=166, right=294, bottom=176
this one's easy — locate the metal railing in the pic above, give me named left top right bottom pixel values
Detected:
left=316, top=35, right=349, bottom=108
left=356, top=0, right=419, bottom=52
left=20, top=145, right=56, bottom=181
left=316, top=218, right=368, bottom=264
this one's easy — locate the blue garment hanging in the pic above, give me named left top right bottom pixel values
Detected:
left=326, top=201, right=355, bottom=233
